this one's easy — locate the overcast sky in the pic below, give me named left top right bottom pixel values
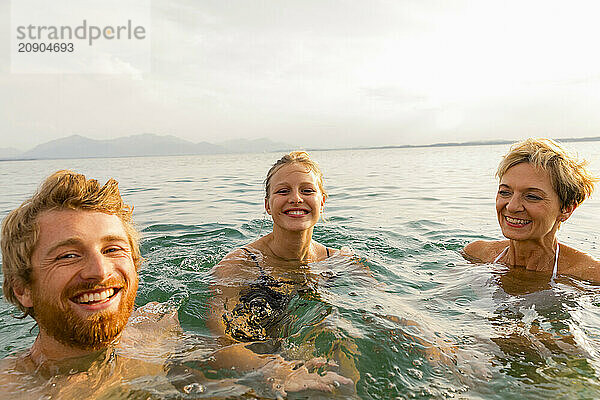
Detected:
left=2, top=0, right=600, bottom=151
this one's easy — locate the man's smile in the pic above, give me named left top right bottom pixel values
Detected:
left=72, top=288, right=120, bottom=305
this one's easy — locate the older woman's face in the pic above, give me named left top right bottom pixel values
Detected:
left=496, top=162, right=568, bottom=242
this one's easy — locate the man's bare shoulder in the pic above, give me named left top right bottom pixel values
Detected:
left=0, top=349, right=32, bottom=372
left=463, top=240, right=509, bottom=264
left=0, top=353, right=36, bottom=396
left=0, top=355, right=15, bottom=371
left=0, top=356, right=17, bottom=384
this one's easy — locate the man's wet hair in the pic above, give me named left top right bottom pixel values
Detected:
left=1, top=170, right=141, bottom=318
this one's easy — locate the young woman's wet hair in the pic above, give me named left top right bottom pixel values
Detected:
left=264, top=151, right=328, bottom=201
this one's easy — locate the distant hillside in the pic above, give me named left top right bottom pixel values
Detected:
left=1, top=134, right=292, bottom=160
left=2, top=134, right=600, bottom=161
left=15, top=134, right=227, bottom=160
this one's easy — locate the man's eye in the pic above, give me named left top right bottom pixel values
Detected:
left=302, top=189, right=316, bottom=194
left=57, top=253, right=78, bottom=260
left=498, top=190, right=511, bottom=197
left=276, top=189, right=289, bottom=194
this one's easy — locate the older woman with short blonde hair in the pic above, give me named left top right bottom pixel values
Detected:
left=464, top=138, right=600, bottom=281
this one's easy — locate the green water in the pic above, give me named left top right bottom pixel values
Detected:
left=2, top=144, right=600, bottom=399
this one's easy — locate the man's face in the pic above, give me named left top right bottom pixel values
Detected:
left=23, top=209, right=138, bottom=350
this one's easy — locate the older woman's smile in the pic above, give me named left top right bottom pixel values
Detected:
left=495, top=162, right=563, bottom=241
left=503, top=216, right=532, bottom=227
left=463, top=137, right=600, bottom=282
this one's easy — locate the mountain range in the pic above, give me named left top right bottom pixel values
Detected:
left=0, top=134, right=291, bottom=160
left=3, top=134, right=600, bottom=161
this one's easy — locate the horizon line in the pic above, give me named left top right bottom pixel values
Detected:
left=2, top=135, right=600, bottom=162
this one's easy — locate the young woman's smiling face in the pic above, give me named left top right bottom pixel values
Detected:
left=265, top=163, right=325, bottom=233
left=496, top=162, right=572, bottom=242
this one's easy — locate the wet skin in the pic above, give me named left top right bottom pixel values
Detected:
left=15, top=209, right=138, bottom=359
left=265, top=163, right=325, bottom=234
left=464, top=161, right=600, bottom=281
left=496, top=162, right=571, bottom=243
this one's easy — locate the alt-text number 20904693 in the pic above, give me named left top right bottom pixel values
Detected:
left=17, top=42, right=74, bottom=53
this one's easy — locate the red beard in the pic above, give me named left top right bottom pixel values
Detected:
left=32, top=276, right=138, bottom=350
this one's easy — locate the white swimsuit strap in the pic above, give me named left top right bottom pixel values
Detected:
left=493, top=246, right=509, bottom=263
left=552, top=243, right=560, bottom=279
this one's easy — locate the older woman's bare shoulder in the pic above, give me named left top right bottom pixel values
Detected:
left=463, top=240, right=510, bottom=263
left=559, top=245, right=600, bottom=282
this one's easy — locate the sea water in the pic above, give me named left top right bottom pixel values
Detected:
left=1, top=143, right=600, bottom=399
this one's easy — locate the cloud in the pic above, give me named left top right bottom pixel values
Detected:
left=3, top=0, right=600, bottom=149
left=361, top=86, right=427, bottom=104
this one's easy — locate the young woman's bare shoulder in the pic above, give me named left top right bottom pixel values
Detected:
left=325, top=245, right=348, bottom=258
left=212, top=246, right=261, bottom=280
left=312, top=240, right=341, bottom=259
left=463, top=240, right=509, bottom=263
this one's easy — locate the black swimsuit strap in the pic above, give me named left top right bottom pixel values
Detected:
left=241, top=247, right=300, bottom=286
left=241, top=247, right=261, bottom=268
left=245, top=247, right=331, bottom=263
left=242, top=247, right=275, bottom=279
